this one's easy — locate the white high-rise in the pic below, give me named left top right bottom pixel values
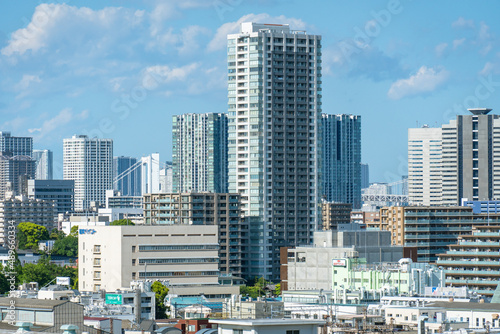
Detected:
left=408, top=126, right=442, bottom=206
left=63, top=135, right=113, bottom=211
left=227, top=22, right=322, bottom=280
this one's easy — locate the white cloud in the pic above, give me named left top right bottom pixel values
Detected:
left=30, top=108, right=89, bottom=140
left=387, top=66, right=449, bottom=100
left=452, top=17, right=475, bottom=29
left=479, top=22, right=491, bottom=40
left=2, top=4, right=145, bottom=57
left=435, top=43, right=448, bottom=57
left=141, top=63, right=200, bottom=90
left=208, top=13, right=306, bottom=52
left=15, top=74, right=41, bottom=90
left=452, top=38, right=465, bottom=49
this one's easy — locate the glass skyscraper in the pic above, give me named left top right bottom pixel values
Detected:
left=322, top=114, right=362, bottom=209
left=227, top=22, right=322, bottom=281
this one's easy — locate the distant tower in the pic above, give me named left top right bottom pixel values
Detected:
left=322, top=114, right=362, bottom=209
left=63, top=135, right=113, bottom=211
left=114, top=156, right=141, bottom=196
left=361, top=163, right=369, bottom=189
left=33, top=149, right=53, bottom=180
left=172, top=113, right=228, bottom=193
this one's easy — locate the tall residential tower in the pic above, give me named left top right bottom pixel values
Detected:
left=63, top=135, right=113, bottom=211
left=172, top=113, right=228, bottom=193
left=227, top=22, right=322, bottom=280
left=322, top=114, right=362, bottom=209
left=33, top=149, right=53, bottom=180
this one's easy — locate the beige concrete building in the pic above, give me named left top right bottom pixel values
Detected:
left=379, top=206, right=405, bottom=245
left=143, top=192, right=244, bottom=277
left=350, top=210, right=380, bottom=228
left=321, top=202, right=352, bottom=230
left=79, top=225, right=227, bottom=294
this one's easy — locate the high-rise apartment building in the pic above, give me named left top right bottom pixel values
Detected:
left=322, top=114, right=362, bottom=209
left=33, top=149, right=53, bottom=180
left=63, top=135, right=113, bottom=211
left=0, top=132, right=32, bottom=157
left=0, top=155, right=35, bottom=199
left=172, top=113, right=228, bottom=193
left=408, top=126, right=442, bottom=206
left=408, top=108, right=500, bottom=205
left=113, top=156, right=141, bottom=196
left=227, top=22, right=322, bottom=280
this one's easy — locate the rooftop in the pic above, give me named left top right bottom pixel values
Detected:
left=468, top=108, right=492, bottom=115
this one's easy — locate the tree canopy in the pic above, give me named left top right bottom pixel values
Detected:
left=17, top=222, right=49, bottom=250
left=110, top=219, right=135, bottom=225
left=151, top=281, right=169, bottom=319
left=51, top=235, right=78, bottom=257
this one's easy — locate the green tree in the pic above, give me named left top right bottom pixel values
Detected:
left=110, top=219, right=135, bottom=225
left=18, top=256, right=77, bottom=287
left=49, top=229, right=66, bottom=240
left=69, top=225, right=79, bottom=237
left=17, top=222, right=49, bottom=250
left=275, top=283, right=281, bottom=296
left=51, top=235, right=78, bottom=257
left=151, top=281, right=169, bottom=319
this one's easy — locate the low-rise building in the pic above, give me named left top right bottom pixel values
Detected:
left=282, top=229, right=403, bottom=291
left=332, top=258, right=445, bottom=296
left=78, top=225, right=238, bottom=298
left=98, top=190, right=143, bottom=225
left=209, top=319, right=325, bottom=334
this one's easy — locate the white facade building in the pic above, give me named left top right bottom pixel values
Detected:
left=408, top=126, right=442, bottom=206
left=78, top=225, right=222, bottom=293
left=63, top=135, right=113, bottom=211
left=227, top=22, right=322, bottom=281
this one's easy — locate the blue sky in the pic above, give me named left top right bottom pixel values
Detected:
left=1, top=1, right=500, bottom=181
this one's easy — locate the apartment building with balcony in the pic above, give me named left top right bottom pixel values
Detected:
left=436, top=225, right=500, bottom=298
left=321, top=201, right=352, bottom=230
left=0, top=194, right=55, bottom=245
left=143, top=192, right=244, bottom=277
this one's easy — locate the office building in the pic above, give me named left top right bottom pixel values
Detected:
left=78, top=225, right=238, bottom=296
left=33, top=149, right=53, bottom=180
left=437, top=225, right=500, bottom=297
left=113, top=156, right=141, bottom=197
left=322, top=114, right=362, bottom=209
left=282, top=229, right=403, bottom=291
left=172, top=113, right=228, bottom=193
left=227, top=22, right=322, bottom=281
left=0, top=131, right=32, bottom=157
left=27, top=179, right=74, bottom=215
left=408, top=108, right=500, bottom=205
left=321, top=201, right=352, bottom=230
left=98, top=190, right=143, bottom=224
left=143, top=192, right=244, bottom=277
left=462, top=200, right=500, bottom=214
left=0, top=194, right=55, bottom=245
left=361, top=163, right=369, bottom=189
left=63, top=135, right=113, bottom=211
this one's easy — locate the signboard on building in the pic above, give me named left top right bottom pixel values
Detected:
left=105, top=294, right=123, bottom=305
left=79, top=229, right=96, bottom=235
left=56, top=277, right=70, bottom=286
left=332, top=259, right=347, bottom=267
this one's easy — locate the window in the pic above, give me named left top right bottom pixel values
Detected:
left=233, top=330, right=243, bottom=334
left=94, top=245, right=101, bottom=253
left=286, top=331, right=300, bottom=334
left=188, top=325, right=196, bottom=331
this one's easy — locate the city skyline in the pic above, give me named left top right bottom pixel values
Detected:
left=1, top=1, right=499, bottom=182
